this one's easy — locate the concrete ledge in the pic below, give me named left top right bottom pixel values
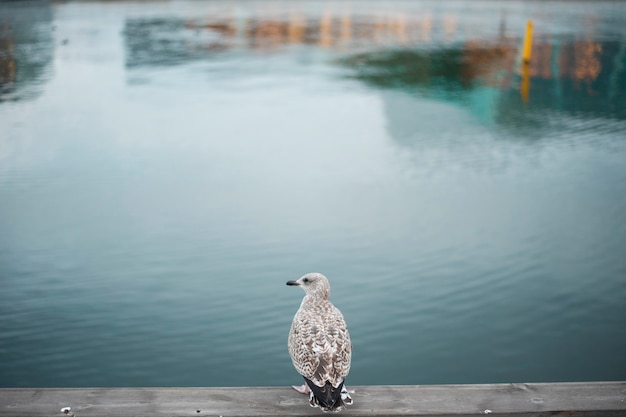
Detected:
left=1, top=382, right=625, bottom=416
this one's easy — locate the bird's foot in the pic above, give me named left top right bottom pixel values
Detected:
left=291, top=384, right=310, bottom=395
left=341, top=385, right=353, bottom=405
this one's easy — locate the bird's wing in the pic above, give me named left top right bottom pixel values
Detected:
left=288, top=302, right=351, bottom=388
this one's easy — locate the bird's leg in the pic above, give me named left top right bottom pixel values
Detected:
left=341, top=385, right=353, bottom=405
left=291, top=384, right=310, bottom=395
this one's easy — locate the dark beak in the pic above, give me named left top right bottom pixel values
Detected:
left=286, top=280, right=299, bottom=286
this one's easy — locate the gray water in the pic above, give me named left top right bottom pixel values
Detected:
left=1, top=0, right=625, bottom=388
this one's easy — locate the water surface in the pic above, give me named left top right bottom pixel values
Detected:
left=1, top=0, right=625, bottom=388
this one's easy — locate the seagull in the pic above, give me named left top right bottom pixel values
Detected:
left=287, top=272, right=353, bottom=412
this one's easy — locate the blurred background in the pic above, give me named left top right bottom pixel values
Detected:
left=0, top=0, right=625, bottom=388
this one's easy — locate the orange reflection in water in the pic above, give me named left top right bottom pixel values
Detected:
left=288, top=13, right=306, bottom=44
left=178, top=7, right=606, bottom=102
left=0, top=19, right=16, bottom=87
left=571, top=41, right=603, bottom=90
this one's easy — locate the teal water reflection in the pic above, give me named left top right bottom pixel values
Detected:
left=0, top=1, right=53, bottom=101
left=1, top=0, right=625, bottom=388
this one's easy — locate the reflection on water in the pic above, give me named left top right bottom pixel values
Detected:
left=344, top=39, right=625, bottom=117
left=124, top=7, right=445, bottom=63
left=0, top=1, right=53, bottom=102
left=1, top=0, right=626, bottom=388
left=123, top=2, right=626, bottom=130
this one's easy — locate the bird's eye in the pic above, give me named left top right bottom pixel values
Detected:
left=303, top=278, right=309, bottom=283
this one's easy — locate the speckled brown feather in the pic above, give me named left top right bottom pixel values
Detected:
left=288, top=273, right=352, bottom=398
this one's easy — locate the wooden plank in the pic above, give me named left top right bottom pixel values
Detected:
left=0, top=382, right=625, bottom=417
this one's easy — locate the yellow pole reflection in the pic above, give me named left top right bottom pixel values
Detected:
left=522, top=20, right=533, bottom=64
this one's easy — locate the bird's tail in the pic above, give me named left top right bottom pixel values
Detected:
left=304, top=378, right=353, bottom=412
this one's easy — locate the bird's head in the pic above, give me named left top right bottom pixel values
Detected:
left=286, top=272, right=330, bottom=300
